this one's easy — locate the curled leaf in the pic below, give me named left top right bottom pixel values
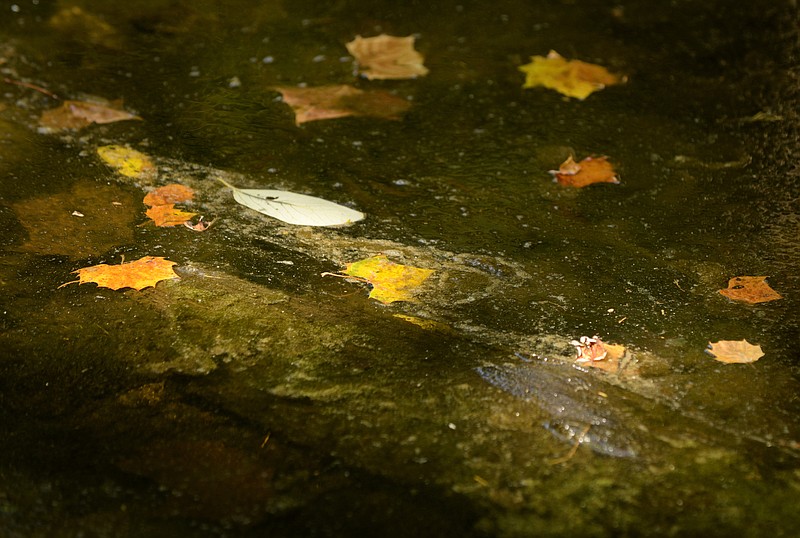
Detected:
left=550, top=155, right=619, bottom=187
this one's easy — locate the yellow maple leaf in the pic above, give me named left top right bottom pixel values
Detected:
left=340, top=255, right=434, bottom=304
left=60, top=256, right=179, bottom=291
left=97, top=145, right=156, bottom=179
left=519, top=50, right=623, bottom=100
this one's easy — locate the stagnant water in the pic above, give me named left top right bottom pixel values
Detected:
left=1, top=1, right=798, bottom=536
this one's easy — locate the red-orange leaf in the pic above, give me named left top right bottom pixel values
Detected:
left=143, top=184, right=195, bottom=207
left=146, top=204, right=197, bottom=227
left=60, top=256, right=179, bottom=291
left=718, top=276, right=782, bottom=304
left=550, top=155, right=620, bottom=188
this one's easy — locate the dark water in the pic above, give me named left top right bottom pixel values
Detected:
left=1, top=1, right=799, bottom=536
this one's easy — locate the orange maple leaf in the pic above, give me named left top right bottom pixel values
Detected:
left=550, top=155, right=620, bottom=188
left=60, top=256, right=179, bottom=291
left=144, top=184, right=195, bottom=207
left=39, top=99, right=141, bottom=131
left=273, top=85, right=411, bottom=125
left=345, top=34, right=429, bottom=80
left=146, top=204, right=197, bottom=227
left=718, top=276, right=782, bottom=304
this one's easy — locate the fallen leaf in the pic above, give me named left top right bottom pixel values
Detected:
left=11, top=182, right=136, bottom=258
left=146, top=204, right=198, bottom=227
left=48, top=5, right=122, bottom=49
left=183, top=216, right=215, bottom=232
left=273, top=85, right=411, bottom=125
left=719, top=276, right=782, bottom=304
left=346, top=34, right=429, bottom=80
left=570, top=336, right=628, bottom=374
left=143, top=184, right=195, bottom=206
left=97, top=145, right=156, bottom=180
left=60, top=256, right=179, bottom=291
left=39, top=99, right=141, bottom=131
left=550, top=155, right=620, bottom=187
left=706, top=339, right=764, bottom=364
left=394, top=314, right=451, bottom=332
left=519, top=50, right=623, bottom=100
left=339, top=254, right=434, bottom=304
left=215, top=175, right=364, bottom=226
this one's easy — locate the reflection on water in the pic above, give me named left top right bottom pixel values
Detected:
left=0, top=0, right=798, bottom=536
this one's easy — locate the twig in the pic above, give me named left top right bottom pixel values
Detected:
left=3, top=77, right=59, bottom=99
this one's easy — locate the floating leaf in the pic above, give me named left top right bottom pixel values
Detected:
left=39, top=99, right=142, bottom=131
left=345, top=34, right=429, bottom=80
left=60, top=256, right=179, bottom=291
left=706, top=339, right=764, bottom=364
left=340, top=254, right=434, bottom=304
left=273, top=85, right=411, bottom=125
left=146, top=204, right=197, bottom=227
left=550, top=155, right=619, bottom=187
left=143, top=184, right=195, bottom=206
left=214, top=176, right=364, bottom=226
left=718, top=276, right=782, bottom=304
left=519, top=50, right=623, bottom=100
left=97, top=145, right=156, bottom=179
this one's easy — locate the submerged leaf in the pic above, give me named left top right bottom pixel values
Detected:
left=143, top=184, right=195, bottom=206
left=718, top=276, right=782, bottom=304
left=40, top=99, right=141, bottom=131
left=97, top=145, right=156, bottom=180
left=214, top=176, right=364, bottom=226
left=273, top=85, right=411, bottom=125
left=706, top=340, right=764, bottom=364
left=60, top=256, right=179, bottom=291
left=519, top=50, right=623, bottom=99
left=346, top=34, right=429, bottom=80
left=342, top=255, right=434, bottom=304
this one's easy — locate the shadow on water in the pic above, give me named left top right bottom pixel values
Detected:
left=0, top=0, right=799, bottom=536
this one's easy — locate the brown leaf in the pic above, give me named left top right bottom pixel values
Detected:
left=550, top=155, right=620, bottom=188
left=273, top=85, right=411, bottom=125
left=60, top=256, right=179, bottom=291
left=706, top=339, right=764, bottom=364
left=719, top=276, right=782, bottom=304
left=39, top=99, right=141, bottom=131
left=345, top=34, right=429, bottom=80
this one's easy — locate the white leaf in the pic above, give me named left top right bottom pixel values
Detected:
left=215, top=177, right=364, bottom=226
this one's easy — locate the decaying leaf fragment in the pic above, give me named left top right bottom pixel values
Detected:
left=706, top=339, right=764, bottom=364
left=346, top=34, right=429, bottom=80
left=570, top=335, right=627, bottom=373
left=550, top=155, right=619, bottom=187
left=97, top=145, right=156, bottom=180
left=719, top=276, right=782, bottom=304
left=328, top=255, right=434, bottom=304
left=519, top=50, right=623, bottom=100
left=60, top=256, right=179, bottom=291
left=273, top=85, right=411, bottom=125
